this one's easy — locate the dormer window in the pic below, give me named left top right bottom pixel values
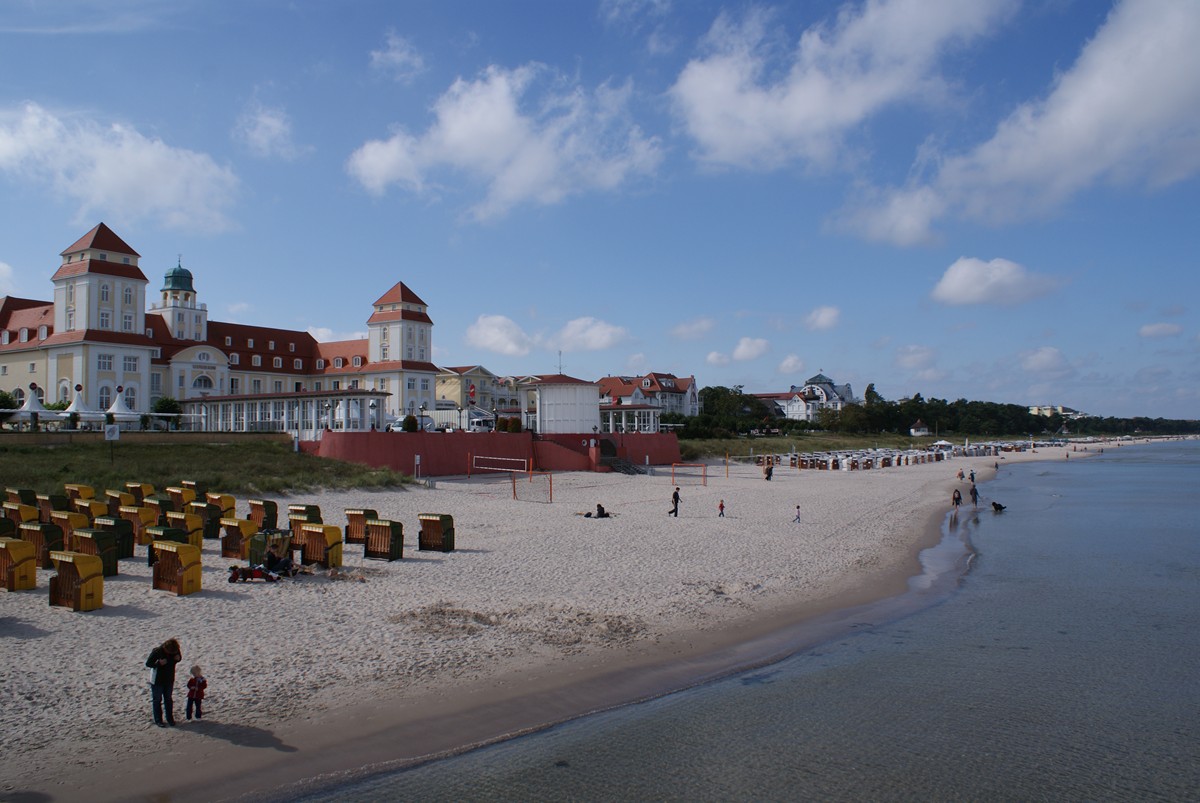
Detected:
left=273, top=357, right=282, bottom=368
left=38, top=325, right=47, bottom=339
left=316, top=359, right=325, bottom=370
left=98, top=253, right=107, bottom=261
left=1, top=331, right=8, bottom=345
left=334, top=358, right=344, bottom=369
left=19, top=328, right=29, bottom=342
left=268, top=340, right=275, bottom=350
left=352, top=356, right=362, bottom=367
left=251, top=355, right=261, bottom=367
left=289, top=343, right=295, bottom=353
left=247, top=338, right=255, bottom=348
left=642, top=379, right=651, bottom=388
left=230, top=354, right=240, bottom=365
left=224, top=336, right=232, bottom=346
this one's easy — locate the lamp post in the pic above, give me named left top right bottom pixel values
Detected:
left=419, top=402, right=426, bottom=432
left=323, top=401, right=332, bottom=430
left=456, top=404, right=463, bottom=431
left=491, top=406, right=498, bottom=432
left=369, top=399, right=377, bottom=431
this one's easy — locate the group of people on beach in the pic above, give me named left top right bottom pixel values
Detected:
left=145, top=638, right=207, bottom=727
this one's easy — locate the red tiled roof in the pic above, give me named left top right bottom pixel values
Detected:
left=527, top=373, right=595, bottom=385
left=360, top=359, right=439, bottom=373
left=365, top=308, right=433, bottom=325
left=60, top=223, right=140, bottom=258
left=51, top=258, right=148, bottom=283
left=40, top=329, right=157, bottom=348
left=372, top=281, right=428, bottom=308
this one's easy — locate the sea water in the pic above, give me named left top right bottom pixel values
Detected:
left=301, top=441, right=1200, bottom=801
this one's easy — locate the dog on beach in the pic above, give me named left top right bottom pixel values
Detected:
left=991, top=502, right=1006, bottom=512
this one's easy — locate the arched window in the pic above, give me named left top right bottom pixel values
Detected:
left=14, top=388, right=25, bottom=405
left=100, top=284, right=110, bottom=302
left=98, top=386, right=112, bottom=409
left=334, top=358, right=344, bottom=368
left=124, top=386, right=136, bottom=409
left=59, top=384, right=70, bottom=403
left=353, top=356, right=362, bottom=367
left=123, top=287, right=133, bottom=305
left=193, top=375, right=214, bottom=390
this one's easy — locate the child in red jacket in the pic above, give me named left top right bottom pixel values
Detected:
left=186, top=665, right=207, bottom=721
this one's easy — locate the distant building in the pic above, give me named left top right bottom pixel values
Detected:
left=596, top=371, right=700, bottom=434
left=1029, top=404, right=1087, bottom=420
left=754, top=372, right=858, bottom=422
left=910, top=419, right=930, bottom=437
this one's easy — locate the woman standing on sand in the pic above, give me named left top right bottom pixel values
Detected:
left=146, top=638, right=182, bottom=727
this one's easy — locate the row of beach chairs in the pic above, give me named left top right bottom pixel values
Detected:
left=2, top=483, right=457, bottom=612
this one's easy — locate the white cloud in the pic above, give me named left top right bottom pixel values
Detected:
left=931, top=257, right=1057, bottom=306
left=625, top=352, right=649, bottom=373
left=0, top=102, right=238, bottom=231
left=670, top=316, right=715, bottom=340
left=847, top=0, right=1200, bottom=244
left=0, top=261, right=13, bottom=295
left=804, top=305, right=840, bottom=331
left=370, top=32, right=425, bottom=83
left=234, top=101, right=309, bottom=161
left=226, top=302, right=252, bottom=315
left=347, top=65, right=662, bottom=220
left=1021, top=345, right=1074, bottom=380
left=465, top=314, right=534, bottom=356
left=732, top=336, right=769, bottom=361
left=669, top=1, right=1014, bottom=170
left=706, top=351, right=730, bottom=366
left=895, top=344, right=935, bottom=371
left=306, top=326, right=367, bottom=342
left=778, top=354, right=804, bottom=374
left=551, top=317, right=629, bottom=351
left=600, top=0, right=671, bottom=27
left=1139, top=322, right=1183, bottom=338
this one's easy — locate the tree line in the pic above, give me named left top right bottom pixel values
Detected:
left=659, top=385, right=1199, bottom=439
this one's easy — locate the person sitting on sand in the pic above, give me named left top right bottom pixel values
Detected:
left=595, top=504, right=609, bottom=519
left=264, top=546, right=295, bottom=577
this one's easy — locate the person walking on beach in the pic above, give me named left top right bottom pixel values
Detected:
left=969, top=484, right=979, bottom=508
left=793, top=505, right=802, bottom=524
left=951, top=489, right=963, bottom=511
left=146, top=638, right=182, bottom=727
left=186, top=665, right=207, bottom=721
left=969, top=469, right=976, bottom=483
left=957, top=469, right=964, bottom=481
left=669, top=487, right=681, bottom=517
left=718, top=499, right=725, bottom=518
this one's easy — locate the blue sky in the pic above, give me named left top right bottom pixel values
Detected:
left=1, top=0, right=1197, bottom=419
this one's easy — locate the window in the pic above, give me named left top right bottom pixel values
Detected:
left=67, top=284, right=74, bottom=302
left=230, top=378, right=239, bottom=394
left=123, top=314, right=133, bottom=332
left=247, top=338, right=254, bottom=348
left=381, top=346, right=389, bottom=360
left=313, top=382, right=322, bottom=391
left=192, top=375, right=213, bottom=390
left=334, top=358, right=344, bottom=368
left=273, top=357, right=282, bottom=368
left=38, top=325, right=47, bottom=340
left=273, top=381, right=283, bottom=393
left=123, top=287, right=133, bottom=305
left=124, top=386, right=136, bottom=409
left=332, top=380, right=340, bottom=390
left=98, top=253, right=107, bottom=260
left=176, top=312, right=184, bottom=323
left=98, top=354, right=113, bottom=371
left=251, top=379, right=262, bottom=393
left=420, top=379, right=429, bottom=391
left=293, top=358, right=302, bottom=370
left=353, top=356, right=362, bottom=367
left=230, top=354, right=240, bottom=365
left=268, top=340, right=275, bottom=350
left=179, top=374, right=185, bottom=388
left=100, top=284, right=110, bottom=302
left=66, top=311, right=74, bottom=331
left=99, top=311, right=111, bottom=329
left=289, top=342, right=295, bottom=352
left=225, top=336, right=232, bottom=346
left=381, top=328, right=389, bottom=341
left=98, top=386, right=112, bottom=409
left=407, top=378, right=416, bottom=390
left=316, top=359, right=325, bottom=369
left=251, top=355, right=261, bottom=367
left=406, top=346, right=413, bottom=359
left=1, top=331, right=7, bottom=344
left=0, top=365, right=5, bottom=375
left=643, top=379, right=651, bottom=388
left=123, top=257, right=130, bottom=265
left=20, top=328, right=29, bottom=342
left=197, top=352, right=210, bottom=362
left=349, top=380, right=359, bottom=389
left=123, top=356, right=139, bottom=372
left=150, top=374, right=162, bottom=393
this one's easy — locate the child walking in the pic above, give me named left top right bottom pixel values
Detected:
left=186, top=665, right=207, bottom=721
left=718, top=499, right=725, bottom=518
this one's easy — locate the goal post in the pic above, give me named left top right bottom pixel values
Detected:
left=671, top=463, right=708, bottom=486
left=512, top=471, right=553, bottom=503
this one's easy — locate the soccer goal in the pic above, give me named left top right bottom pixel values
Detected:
left=512, top=471, right=553, bottom=503
left=671, top=463, right=708, bottom=486
left=468, top=454, right=530, bottom=477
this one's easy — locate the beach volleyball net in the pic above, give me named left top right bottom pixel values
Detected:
left=468, top=454, right=530, bottom=476
left=671, top=463, right=708, bottom=486
left=512, top=471, right=553, bottom=504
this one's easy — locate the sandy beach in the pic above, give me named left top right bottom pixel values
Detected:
left=0, top=446, right=1078, bottom=802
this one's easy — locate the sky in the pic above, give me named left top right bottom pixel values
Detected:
left=0, top=0, right=1197, bottom=420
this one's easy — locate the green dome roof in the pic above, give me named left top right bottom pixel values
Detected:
left=161, top=261, right=195, bottom=293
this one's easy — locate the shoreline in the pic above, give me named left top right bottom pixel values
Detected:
left=0, top=444, right=1111, bottom=802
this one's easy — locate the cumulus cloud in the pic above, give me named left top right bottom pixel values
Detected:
left=1021, top=345, right=1074, bottom=380
left=0, top=102, right=238, bottom=231
left=804, top=305, right=840, bottom=331
left=732, top=336, right=769, bottom=361
left=670, top=316, right=715, bottom=340
left=465, top=314, right=534, bottom=356
left=1139, top=322, right=1183, bottom=338
left=0, top=261, right=14, bottom=295
left=846, top=0, right=1200, bottom=244
left=347, top=64, right=662, bottom=220
left=778, top=354, right=805, bottom=374
left=550, top=317, right=629, bottom=351
left=931, top=257, right=1057, bottom=306
left=669, top=1, right=1013, bottom=170
left=370, top=32, right=425, bottom=83
left=234, top=101, right=309, bottom=160
left=706, top=351, right=730, bottom=366
left=306, top=326, right=367, bottom=342
left=895, top=344, right=935, bottom=371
